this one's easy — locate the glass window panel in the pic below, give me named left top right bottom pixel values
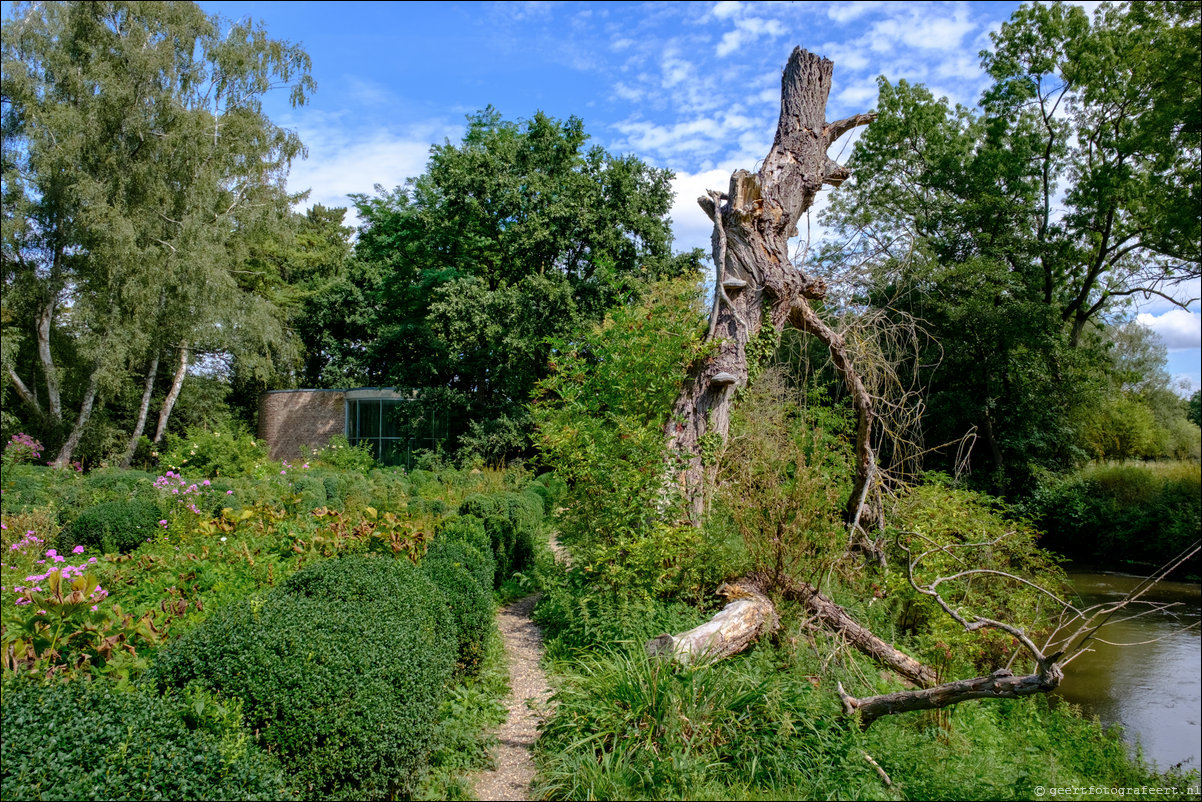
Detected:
left=345, top=400, right=357, bottom=440
left=382, top=401, right=409, bottom=438
left=379, top=439, right=404, bottom=467
left=360, top=400, right=381, bottom=438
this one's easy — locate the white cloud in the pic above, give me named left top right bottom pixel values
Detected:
left=669, top=168, right=729, bottom=257
left=1136, top=309, right=1202, bottom=351
left=826, top=1, right=887, bottom=23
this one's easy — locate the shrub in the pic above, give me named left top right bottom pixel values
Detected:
left=149, top=556, right=456, bottom=800
left=310, top=434, right=376, bottom=472
left=458, top=492, right=543, bottom=584
left=437, top=515, right=493, bottom=562
left=291, top=474, right=327, bottom=512
left=0, top=678, right=287, bottom=801
left=63, top=498, right=163, bottom=554
left=422, top=550, right=493, bottom=671
left=161, top=426, right=269, bottom=478
left=427, top=534, right=495, bottom=592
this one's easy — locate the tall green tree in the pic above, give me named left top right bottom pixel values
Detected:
left=309, top=108, right=700, bottom=461
left=822, top=1, right=1200, bottom=491
left=1, top=1, right=313, bottom=465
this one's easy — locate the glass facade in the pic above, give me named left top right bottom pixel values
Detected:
left=344, top=390, right=447, bottom=468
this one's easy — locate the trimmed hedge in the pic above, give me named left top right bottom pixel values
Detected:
left=148, top=556, right=456, bottom=800
left=457, top=491, right=544, bottom=584
left=427, top=533, right=495, bottom=592
left=1, top=679, right=287, bottom=801
left=422, top=551, right=492, bottom=671
left=63, top=498, right=163, bottom=554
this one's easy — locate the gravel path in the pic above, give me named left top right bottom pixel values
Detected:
left=472, top=593, right=552, bottom=801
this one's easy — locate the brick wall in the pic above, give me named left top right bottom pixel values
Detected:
left=258, top=390, right=346, bottom=461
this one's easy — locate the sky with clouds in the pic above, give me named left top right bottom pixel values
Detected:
left=8, top=0, right=1197, bottom=390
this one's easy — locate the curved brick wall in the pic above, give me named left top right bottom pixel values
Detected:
left=258, top=390, right=346, bottom=461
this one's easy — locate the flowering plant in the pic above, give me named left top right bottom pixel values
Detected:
left=2, top=433, right=43, bottom=468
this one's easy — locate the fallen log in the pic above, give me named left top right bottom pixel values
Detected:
left=837, top=664, right=1064, bottom=729
left=645, top=582, right=778, bottom=667
left=645, top=575, right=935, bottom=688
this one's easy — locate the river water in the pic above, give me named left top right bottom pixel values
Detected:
left=1055, top=571, right=1201, bottom=772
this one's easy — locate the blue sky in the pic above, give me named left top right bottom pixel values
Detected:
left=6, top=1, right=1199, bottom=389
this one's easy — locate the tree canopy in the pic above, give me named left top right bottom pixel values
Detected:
left=821, top=0, right=1201, bottom=491
left=1, top=0, right=314, bottom=464
left=301, top=108, right=701, bottom=462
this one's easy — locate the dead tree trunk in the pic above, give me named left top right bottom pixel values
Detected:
left=664, top=47, right=876, bottom=523
left=837, top=665, right=1063, bottom=729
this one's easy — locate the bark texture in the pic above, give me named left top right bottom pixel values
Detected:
left=664, top=48, right=875, bottom=521
left=837, top=665, right=1064, bottom=729
left=646, top=582, right=779, bottom=667
left=120, top=353, right=160, bottom=468
left=154, top=342, right=189, bottom=443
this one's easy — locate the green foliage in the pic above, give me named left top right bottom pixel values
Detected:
left=1021, top=462, right=1202, bottom=571
left=457, top=491, right=544, bottom=583
left=717, top=368, right=846, bottom=585
left=823, top=1, right=1201, bottom=493
left=883, top=483, right=1067, bottom=672
left=2, top=1, right=314, bottom=463
left=148, top=556, right=457, bottom=800
left=1, top=678, right=288, bottom=801
left=64, top=498, right=163, bottom=554
left=422, top=549, right=493, bottom=671
left=161, top=427, right=271, bottom=479
left=533, top=279, right=713, bottom=567
left=1189, top=390, right=1201, bottom=428
left=301, top=108, right=701, bottom=460
left=429, top=521, right=496, bottom=590
left=309, top=434, right=376, bottom=472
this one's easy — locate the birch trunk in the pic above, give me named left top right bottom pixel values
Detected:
left=52, top=365, right=100, bottom=467
left=153, top=342, right=188, bottom=443
left=120, top=353, right=160, bottom=468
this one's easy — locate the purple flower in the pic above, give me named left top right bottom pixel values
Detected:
left=159, top=520, right=168, bottom=527
left=15, top=598, right=30, bottom=605
left=72, top=545, right=85, bottom=554
left=226, top=490, right=234, bottom=495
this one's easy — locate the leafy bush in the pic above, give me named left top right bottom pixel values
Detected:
left=160, top=426, right=270, bottom=478
left=426, top=534, right=496, bottom=592
left=458, top=491, right=544, bottom=583
left=1, top=678, right=287, bottom=801
left=1023, top=462, right=1201, bottom=571
left=63, top=498, right=163, bottom=554
left=437, top=514, right=492, bottom=558
left=291, top=474, right=327, bottom=512
left=309, top=434, right=376, bottom=472
left=422, top=550, right=493, bottom=671
left=148, top=556, right=456, bottom=800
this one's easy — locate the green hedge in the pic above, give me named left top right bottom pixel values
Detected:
left=148, top=556, right=456, bottom=800
left=1024, top=464, right=1201, bottom=570
left=421, top=550, right=492, bottom=671
left=63, top=498, right=163, bottom=554
left=1, top=679, right=287, bottom=801
left=457, top=491, right=544, bottom=584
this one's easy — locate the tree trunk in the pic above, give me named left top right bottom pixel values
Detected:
left=153, top=342, right=188, bottom=443
left=120, top=353, right=160, bottom=468
left=837, top=664, right=1063, bottom=729
left=53, top=364, right=100, bottom=468
left=663, top=48, right=876, bottom=521
left=36, top=294, right=62, bottom=423
left=5, top=364, right=45, bottom=419
left=646, top=573, right=936, bottom=689
left=645, top=583, right=779, bottom=667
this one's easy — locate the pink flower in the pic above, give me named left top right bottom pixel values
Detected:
left=72, top=545, right=85, bottom=554
left=15, top=598, right=30, bottom=605
left=45, top=549, right=57, bottom=557
left=88, top=557, right=98, bottom=564
left=91, top=605, right=98, bottom=611
left=203, top=479, right=211, bottom=486
left=159, top=520, right=168, bottom=527
left=226, top=490, right=234, bottom=495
